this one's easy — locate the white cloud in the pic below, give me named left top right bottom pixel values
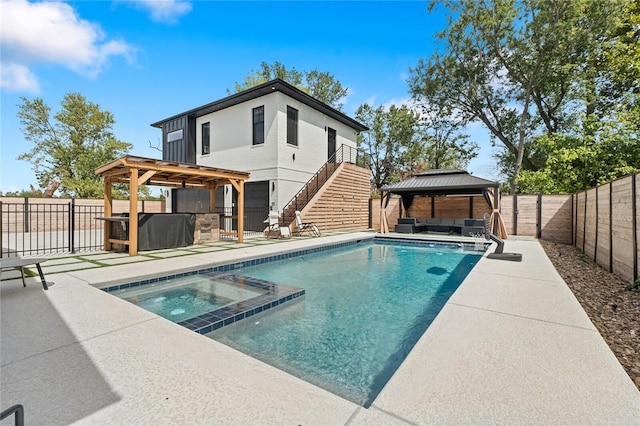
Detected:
left=0, top=62, right=40, bottom=92
left=0, top=0, right=135, bottom=92
left=121, top=0, right=192, bottom=24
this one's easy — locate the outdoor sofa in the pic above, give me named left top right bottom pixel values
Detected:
left=394, top=217, right=486, bottom=237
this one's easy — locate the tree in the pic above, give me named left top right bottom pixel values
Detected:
left=514, top=0, right=640, bottom=193
left=231, top=61, right=349, bottom=110
left=17, top=93, right=133, bottom=198
left=421, top=104, right=478, bottom=170
left=355, top=103, right=426, bottom=190
left=409, top=0, right=633, bottom=193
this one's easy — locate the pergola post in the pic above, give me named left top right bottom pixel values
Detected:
left=209, top=184, right=217, bottom=213
left=380, top=191, right=389, bottom=233
left=237, top=180, right=244, bottom=243
left=129, top=168, right=139, bottom=256
left=103, top=178, right=113, bottom=251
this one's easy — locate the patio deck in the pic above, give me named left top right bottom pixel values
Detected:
left=1, top=232, right=639, bottom=425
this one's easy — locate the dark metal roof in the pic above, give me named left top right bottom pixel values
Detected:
left=150, top=78, right=369, bottom=132
left=381, top=169, right=498, bottom=196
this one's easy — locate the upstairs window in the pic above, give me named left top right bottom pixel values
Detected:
left=167, top=129, right=183, bottom=143
left=287, top=106, right=298, bottom=146
left=201, top=122, right=210, bottom=155
left=252, top=106, right=264, bottom=145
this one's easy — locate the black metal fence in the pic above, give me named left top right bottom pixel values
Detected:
left=1, top=200, right=104, bottom=257
left=214, top=206, right=269, bottom=239
left=1, top=200, right=270, bottom=255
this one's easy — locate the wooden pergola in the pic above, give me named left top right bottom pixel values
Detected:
left=95, top=155, right=250, bottom=256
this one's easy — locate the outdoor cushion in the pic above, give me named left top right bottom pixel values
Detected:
left=398, top=218, right=418, bottom=225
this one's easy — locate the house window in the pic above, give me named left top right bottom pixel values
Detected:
left=252, top=106, right=264, bottom=145
left=201, top=122, right=210, bottom=155
left=287, top=106, right=298, bottom=146
left=167, top=129, right=183, bottom=143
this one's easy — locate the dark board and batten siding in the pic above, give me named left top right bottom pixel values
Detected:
left=163, top=115, right=196, bottom=164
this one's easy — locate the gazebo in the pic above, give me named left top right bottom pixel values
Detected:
left=95, top=155, right=250, bottom=255
left=379, top=169, right=508, bottom=238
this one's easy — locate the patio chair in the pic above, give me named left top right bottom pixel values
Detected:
left=0, top=256, right=52, bottom=290
left=264, top=211, right=290, bottom=239
left=294, top=211, right=320, bottom=237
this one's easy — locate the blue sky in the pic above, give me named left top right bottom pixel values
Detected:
left=0, top=0, right=496, bottom=194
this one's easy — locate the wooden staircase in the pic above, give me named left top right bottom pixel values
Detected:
left=282, top=162, right=371, bottom=233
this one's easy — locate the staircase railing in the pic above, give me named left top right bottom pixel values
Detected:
left=281, top=144, right=367, bottom=224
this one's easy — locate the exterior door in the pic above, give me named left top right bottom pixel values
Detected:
left=243, top=181, right=270, bottom=231
left=327, top=127, right=336, bottom=162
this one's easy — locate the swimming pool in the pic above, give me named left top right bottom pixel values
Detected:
left=212, top=239, right=484, bottom=406
left=109, top=238, right=485, bottom=407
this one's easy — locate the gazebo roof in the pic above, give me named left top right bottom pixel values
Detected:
left=95, top=155, right=250, bottom=189
left=381, top=169, right=498, bottom=196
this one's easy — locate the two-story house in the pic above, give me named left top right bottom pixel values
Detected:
left=151, top=79, right=368, bottom=231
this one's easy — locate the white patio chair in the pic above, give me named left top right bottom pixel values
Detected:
left=294, top=211, right=320, bottom=237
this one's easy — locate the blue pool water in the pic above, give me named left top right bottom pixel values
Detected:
left=115, top=276, right=268, bottom=323
left=210, top=239, right=483, bottom=406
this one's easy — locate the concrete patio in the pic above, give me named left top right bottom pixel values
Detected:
left=1, top=232, right=639, bottom=425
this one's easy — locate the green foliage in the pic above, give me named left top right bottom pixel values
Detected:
left=17, top=93, right=132, bottom=198
left=421, top=104, right=478, bottom=170
left=0, top=188, right=45, bottom=197
left=355, top=103, right=425, bottom=190
left=411, top=0, right=639, bottom=193
left=626, top=279, right=640, bottom=291
left=231, top=61, right=348, bottom=110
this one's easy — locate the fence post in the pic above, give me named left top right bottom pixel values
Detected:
left=536, top=193, right=542, bottom=239
left=632, top=174, right=638, bottom=282
left=70, top=198, right=76, bottom=254
left=594, top=186, right=599, bottom=263
left=609, top=182, right=613, bottom=273
left=368, top=198, right=373, bottom=229
left=513, top=194, right=518, bottom=235
left=0, top=201, right=3, bottom=257
left=23, top=197, right=29, bottom=233
left=571, top=193, right=575, bottom=246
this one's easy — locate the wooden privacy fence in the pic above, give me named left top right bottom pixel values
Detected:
left=573, top=173, right=639, bottom=284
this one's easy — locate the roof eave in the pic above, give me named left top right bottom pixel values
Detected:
left=150, top=78, right=369, bottom=132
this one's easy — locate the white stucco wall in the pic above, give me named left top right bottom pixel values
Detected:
left=194, top=91, right=359, bottom=211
